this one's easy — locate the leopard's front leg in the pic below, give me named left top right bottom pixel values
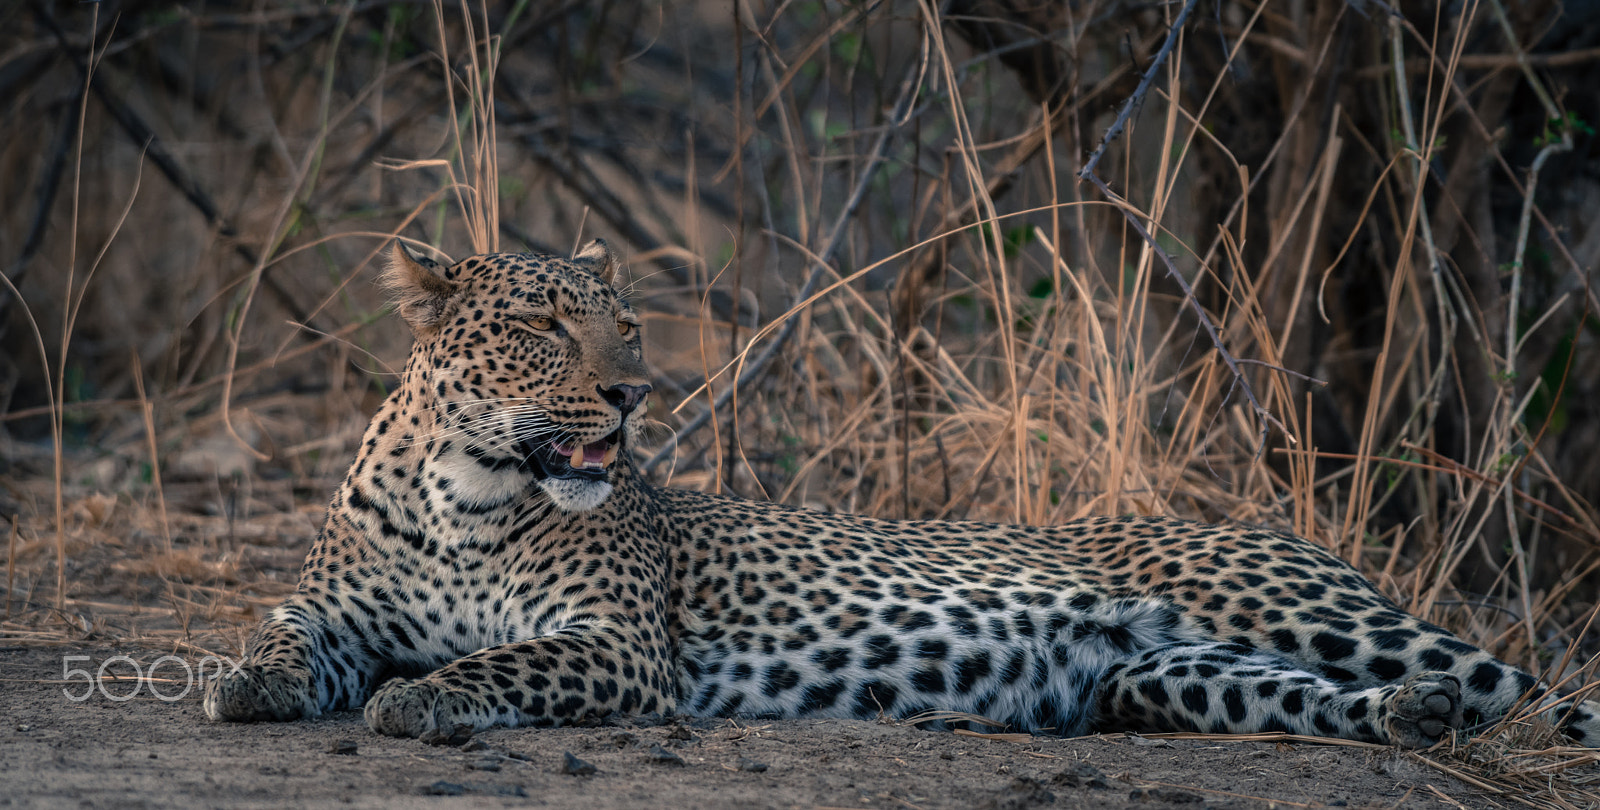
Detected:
left=364, top=624, right=674, bottom=738
left=204, top=598, right=378, bottom=722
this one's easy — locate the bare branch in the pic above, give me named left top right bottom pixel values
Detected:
left=1077, top=0, right=1200, bottom=180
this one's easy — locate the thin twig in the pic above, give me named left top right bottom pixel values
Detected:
left=1233, top=359, right=1327, bottom=386
left=1483, top=0, right=1573, bottom=671
left=129, top=351, right=172, bottom=553
left=5, top=516, right=16, bottom=621
left=1386, top=14, right=1457, bottom=445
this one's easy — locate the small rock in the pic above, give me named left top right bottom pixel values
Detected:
left=16, top=724, right=31, bottom=732
left=562, top=751, right=597, bottom=776
left=459, top=739, right=489, bottom=752
left=612, top=731, right=640, bottom=748
left=466, top=757, right=502, bottom=772
left=1050, top=763, right=1110, bottom=789
left=736, top=757, right=768, bottom=773
left=666, top=724, right=698, bottom=742
left=647, top=743, right=685, bottom=766
left=418, top=781, right=467, bottom=796
left=326, top=739, right=358, bottom=756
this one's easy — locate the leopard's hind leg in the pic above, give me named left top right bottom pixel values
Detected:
left=1262, top=600, right=1600, bottom=747
left=1093, top=641, right=1463, bottom=747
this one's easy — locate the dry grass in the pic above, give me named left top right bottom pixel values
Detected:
left=2, top=0, right=1599, bottom=806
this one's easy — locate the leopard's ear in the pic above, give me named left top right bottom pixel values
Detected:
left=383, top=241, right=460, bottom=334
left=571, top=238, right=620, bottom=286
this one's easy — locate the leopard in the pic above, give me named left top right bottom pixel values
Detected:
left=204, top=239, right=1600, bottom=750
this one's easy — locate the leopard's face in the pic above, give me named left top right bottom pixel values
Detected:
left=385, top=240, right=650, bottom=512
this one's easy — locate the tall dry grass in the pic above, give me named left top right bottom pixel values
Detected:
left=1, top=0, right=1598, bottom=803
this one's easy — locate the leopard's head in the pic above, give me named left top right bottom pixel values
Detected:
left=384, top=239, right=650, bottom=512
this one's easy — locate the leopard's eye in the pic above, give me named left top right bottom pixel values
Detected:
left=617, top=320, right=636, bottom=338
left=526, top=315, right=557, bottom=332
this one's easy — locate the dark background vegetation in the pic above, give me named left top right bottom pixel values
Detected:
left=2, top=0, right=1598, bottom=747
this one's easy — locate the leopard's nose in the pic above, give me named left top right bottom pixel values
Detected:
left=599, top=383, right=651, bottom=416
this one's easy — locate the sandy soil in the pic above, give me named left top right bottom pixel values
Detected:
left=1, top=646, right=1522, bottom=810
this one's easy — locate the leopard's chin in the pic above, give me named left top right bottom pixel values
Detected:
left=537, top=477, right=615, bottom=512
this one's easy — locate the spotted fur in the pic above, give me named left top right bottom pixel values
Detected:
left=204, top=243, right=1599, bottom=749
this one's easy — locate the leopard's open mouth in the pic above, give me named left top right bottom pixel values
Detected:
left=526, top=428, right=622, bottom=481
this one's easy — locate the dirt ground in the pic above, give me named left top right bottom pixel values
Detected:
left=1, top=646, right=1539, bottom=810
left=0, top=480, right=1585, bottom=809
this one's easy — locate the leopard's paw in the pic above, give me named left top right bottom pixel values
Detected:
left=203, top=663, right=317, bottom=722
left=364, top=678, right=483, bottom=740
left=1384, top=672, right=1462, bottom=748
